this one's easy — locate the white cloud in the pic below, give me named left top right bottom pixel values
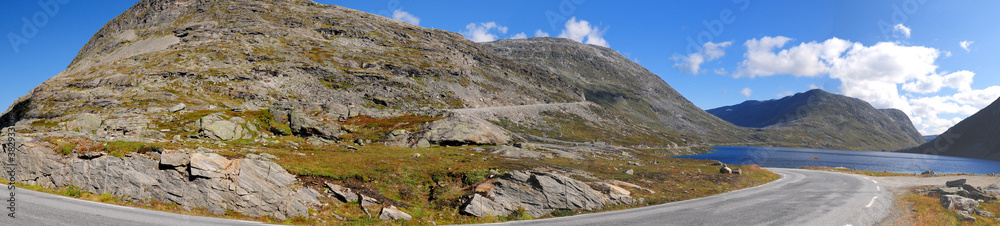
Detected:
left=893, top=24, right=911, bottom=39
left=557, top=17, right=609, bottom=47
left=392, top=9, right=420, bottom=26
left=733, top=36, right=1000, bottom=135
left=510, top=32, right=527, bottom=39
left=960, top=40, right=974, bottom=52
left=740, top=87, right=753, bottom=97
left=903, top=70, right=974, bottom=94
left=462, top=22, right=511, bottom=42
left=714, top=68, right=728, bottom=75
left=809, top=84, right=820, bottom=89
left=535, top=30, right=549, bottom=37
left=672, top=41, right=732, bottom=75
left=735, top=36, right=851, bottom=78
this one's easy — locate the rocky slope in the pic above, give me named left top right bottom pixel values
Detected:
left=707, top=89, right=925, bottom=151
left=904, top=96, right=1000, bottom=161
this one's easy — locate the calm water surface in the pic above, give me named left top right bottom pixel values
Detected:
left=675, top=146, right=1000, bottom=175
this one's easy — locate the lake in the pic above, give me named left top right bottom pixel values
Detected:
left=674, top=146, right=1000, bottom=175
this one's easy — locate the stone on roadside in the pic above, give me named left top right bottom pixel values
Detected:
left=732, top=168, right=743, bottom=174
left=947, top=179, right=967, bottom=187
left=941, top=195, right=979, bottom=211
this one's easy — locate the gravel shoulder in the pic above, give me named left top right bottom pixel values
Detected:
left=874, top=175, right=1000, bottom=190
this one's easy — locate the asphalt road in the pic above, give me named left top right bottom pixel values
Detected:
left=0, top=188, right=268, bottom=226
left=494, top=168, right=893, bottom=226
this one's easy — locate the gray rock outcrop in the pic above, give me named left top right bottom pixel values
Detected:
left=941, top=195, right=979, bottom=211
left=985, top=183, right=1000, bottom=196
left=378, top=206, right=412, bottom=221
left=423, top=115, right=511, bottom=146
left=289, top=111, right=343, bottom=140
left=11, top=138, right=319, bottom=220
left=324, top=182, right=359, bottom=203
left=956, top=210, right=977, bottom=222
left=197, top=113, right=251, bottom=141
left=65, top=113, right=103, bottom=134
left=460, top=171, right=633, bottom=218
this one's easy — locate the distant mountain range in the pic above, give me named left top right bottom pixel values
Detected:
left=707, top=89, right=925, bottom=151
left=904, top=97, right=1000, bottom=161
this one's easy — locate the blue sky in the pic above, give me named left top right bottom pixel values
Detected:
left=2, top=0, right=999, bottom=135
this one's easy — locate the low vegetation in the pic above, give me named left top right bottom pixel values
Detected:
left=900, top=188, right=999, bottom=225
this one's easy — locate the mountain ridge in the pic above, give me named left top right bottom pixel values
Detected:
left=707, top=89, right=925, bottom=151
left=904, top=96, right=1000, bottom=161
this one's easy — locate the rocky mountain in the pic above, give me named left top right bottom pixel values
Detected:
left=707, top=89, right=925, bottom=151
left=904, top=97, right=1000, bottom=161
left=479, top=38, right=752, bottom=147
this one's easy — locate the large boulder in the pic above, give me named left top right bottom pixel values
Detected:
left=197, top=113, right=249, bottom=141
left=289, top=112, right=344, bottom=140
left=941, top=195, right=979, bottom=211
left=946, top=179, right=967, bottom=187
left=460, top=171, right=621, bottom=218
left=423, top=115, right=511, bottom=146
left=65, top=113, right=103, bottom=134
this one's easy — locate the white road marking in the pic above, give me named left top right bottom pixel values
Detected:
left=865, top=196, right=878, bottom=208
left=871, top=179, right=878, bottom=184
left=876, top=186, right=880, bottom=191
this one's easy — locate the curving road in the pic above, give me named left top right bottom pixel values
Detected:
left=1, top=188, right=267, bottom=226
left=493, top=168, right=893, bottom=226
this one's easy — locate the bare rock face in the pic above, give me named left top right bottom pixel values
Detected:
left=460, top=171, right=633, bottom=218
left=11, top=137, right=319, bottom=220
left=65, top=113, right=103, bottom=134
left=423, top=115, right=511, bottom=146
